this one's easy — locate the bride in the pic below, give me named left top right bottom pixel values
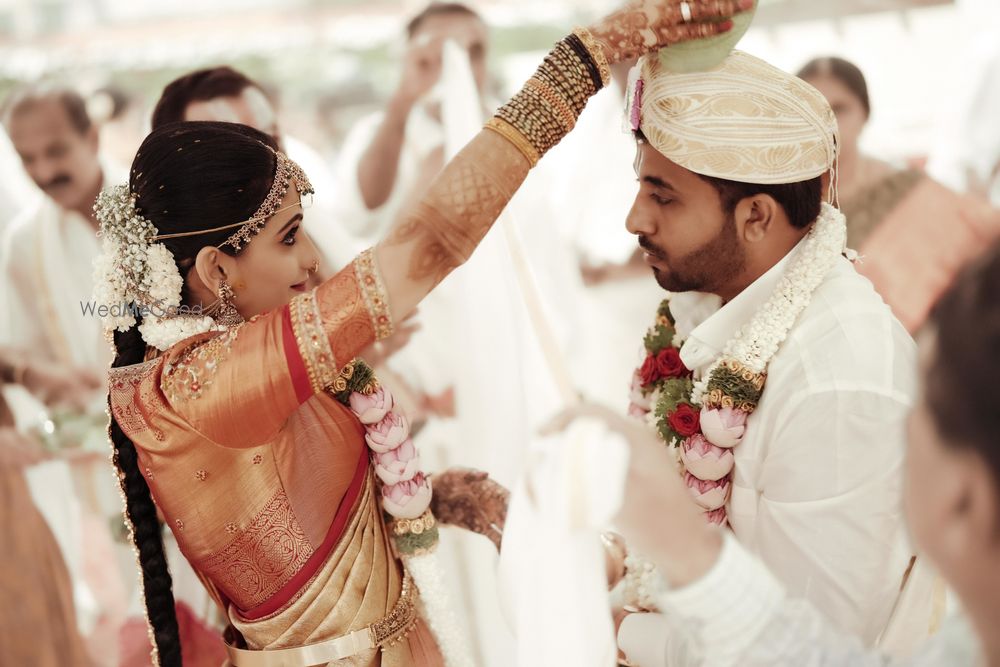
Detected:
left=97, top=2, right=748, bottom=664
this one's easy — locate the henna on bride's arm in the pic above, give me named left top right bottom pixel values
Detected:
left=381, top=132, right=528, bottom=289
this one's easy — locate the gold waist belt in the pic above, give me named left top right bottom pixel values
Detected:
left=225, top=573, right=417, bottom=667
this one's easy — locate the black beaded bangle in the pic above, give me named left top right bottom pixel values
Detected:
left=566, top=33, right=605, bottom=94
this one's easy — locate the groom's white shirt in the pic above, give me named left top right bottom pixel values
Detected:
left=620, top=241, right=926, bottom=664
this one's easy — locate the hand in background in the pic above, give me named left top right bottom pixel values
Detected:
left=395, top=34, right=444, bottom=110
left=545, top=401, right=721, bottom=587
left=23, top=358, right=102, bottom=412
left=420, top=386, right=455, bottom=419
left=0, top=427, right=48, bottom=468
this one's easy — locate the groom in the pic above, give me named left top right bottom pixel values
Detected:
left=612, top=51, right=929, bottom=663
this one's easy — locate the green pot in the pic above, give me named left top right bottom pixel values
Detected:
left=658, top=1, right=758, bottom=73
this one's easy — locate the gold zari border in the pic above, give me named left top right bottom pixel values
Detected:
left=289, top=290, right=339, bottom=394
left=354, top=248, right=394, bottom=342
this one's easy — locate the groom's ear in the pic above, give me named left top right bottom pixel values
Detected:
left=736, top=195, right=779, bottom=244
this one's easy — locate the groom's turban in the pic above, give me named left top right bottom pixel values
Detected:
left=627, top=50, right=838, bottom=185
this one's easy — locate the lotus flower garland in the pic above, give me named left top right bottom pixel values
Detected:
left=628, top=300, right=763, bottom=527
left=335, top=362, right=434, bottom=538
left=332, top=360, right=475, bottom=666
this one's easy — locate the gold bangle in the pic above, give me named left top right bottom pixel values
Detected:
left=574, top=27, right=612, bottom=89
left=484, top=118, right=540, bottom=167
left=524, top=78, right=577, bottom=133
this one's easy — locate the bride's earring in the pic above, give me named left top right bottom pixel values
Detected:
left=205, top=279, right=244, bottom=328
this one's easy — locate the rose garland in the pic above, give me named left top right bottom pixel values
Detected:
left=333, top=360, right=472, bottom=667
left=628, top=300, right=755, bottom=526
left=623, top=202, right=849, bottom=608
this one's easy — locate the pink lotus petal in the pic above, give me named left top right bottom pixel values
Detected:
left=681, top=435, right=735, bottom=481
left=684, top=472, right=731, bottom=510
left=365, top=412, right=411, bottom=452
left=373, top=438, right=417, bottom=467
left=705, top=508, right=728, bottom=526
left=350, top=386, right=395, bottom=425
left=382, top=473, right=432, bottom=519
left=699, top=406, right=748, bottom=448
left=374, top=451, right=422, bottom=485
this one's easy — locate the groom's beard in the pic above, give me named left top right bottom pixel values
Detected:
left=641, top=213, right=745, bottom=294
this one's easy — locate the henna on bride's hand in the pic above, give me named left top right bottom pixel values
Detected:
left=431, top=468, right=510, bottom=551
left=591, top=0, right=750, bottom=65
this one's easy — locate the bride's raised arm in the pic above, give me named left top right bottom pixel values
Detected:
left=375, top=0, right=750, bottom=323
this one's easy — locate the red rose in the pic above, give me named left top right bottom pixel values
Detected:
left=655, top=348, right=689, bottom=379
left=639, top=354, right=660, bottom=386
left=668, top=403, right=701, bottom=437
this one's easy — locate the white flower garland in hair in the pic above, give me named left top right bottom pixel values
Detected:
left=137, top=244, right=220, bottom=351
left=93, top=185, right=220, bottom=351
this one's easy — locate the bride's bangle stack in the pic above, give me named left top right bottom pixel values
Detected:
left=486, top=29, right=610, bottom=166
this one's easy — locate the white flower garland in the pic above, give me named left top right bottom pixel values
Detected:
left=346, top=379, right=470, bottom=665
left=406, top=554, right=474, bottom=667
left=691, top=203, right=847, bottom=403
left=93, top=185, right=220, bottom=351
left=622, top=553, right=664, bottom=610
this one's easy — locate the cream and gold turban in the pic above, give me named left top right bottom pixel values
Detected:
left=628, top=50, right=838, bottom=185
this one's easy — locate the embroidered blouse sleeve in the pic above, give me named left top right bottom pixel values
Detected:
left=161, top=249, right=392, bottom=448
